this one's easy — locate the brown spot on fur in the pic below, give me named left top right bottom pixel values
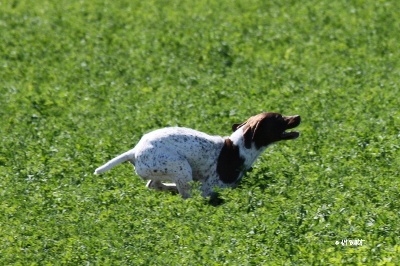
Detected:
left=217, top=139, right=245, bottom=184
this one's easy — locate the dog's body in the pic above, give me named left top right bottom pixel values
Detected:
left=95, top=112, right=301, bottom=198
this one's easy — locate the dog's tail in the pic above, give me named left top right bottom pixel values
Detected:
left=94, top=149, right=135, bottom=174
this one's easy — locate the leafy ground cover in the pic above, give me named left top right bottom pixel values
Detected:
left=1, top=0, right=399, bottom=264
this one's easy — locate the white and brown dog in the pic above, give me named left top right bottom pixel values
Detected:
left=94, top=112, right=301, bottom=198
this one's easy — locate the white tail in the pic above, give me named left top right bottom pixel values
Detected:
left=94, top=150, right=135, bottom=174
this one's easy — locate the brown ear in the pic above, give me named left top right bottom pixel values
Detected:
left=242, top=126, right=253, bottom=149
left=251, top=120, right=262, bottom=140
left=242, top=120, right=262, bottom=149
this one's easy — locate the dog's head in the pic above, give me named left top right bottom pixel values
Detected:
left=232, top=112, right=301, bottom=149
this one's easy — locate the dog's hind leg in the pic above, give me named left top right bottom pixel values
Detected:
left=135, top=151, right=193, bottom=198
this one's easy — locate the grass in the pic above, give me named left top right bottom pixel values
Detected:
left=1, top=0, right=399, bottom=264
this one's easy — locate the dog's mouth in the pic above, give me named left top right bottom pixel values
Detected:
left=281, top=131, right=300, bottom=140
left=281, top=115, right=301, bottom=140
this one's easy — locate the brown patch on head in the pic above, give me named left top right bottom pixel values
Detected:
left=217, top=139, right=245, bottom=184
left=233, top=112, right=301, bottom=149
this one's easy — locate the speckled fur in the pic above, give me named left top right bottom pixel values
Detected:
left=94, top=113, right=301, bottom=198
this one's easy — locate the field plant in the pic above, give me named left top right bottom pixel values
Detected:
left=1, top=0, right=399, bottom=264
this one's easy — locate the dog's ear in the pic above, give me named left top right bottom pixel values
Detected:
left=251, top=120, right=262, bottom=140
left=242, top=126, right=253, bottom=149
left=241, top=120, right=262, bottom=149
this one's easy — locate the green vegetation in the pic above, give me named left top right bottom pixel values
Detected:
left=1, top=0, right=399, bottom=264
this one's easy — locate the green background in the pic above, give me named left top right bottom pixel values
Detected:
left=1, top=0, right=399, bottom=264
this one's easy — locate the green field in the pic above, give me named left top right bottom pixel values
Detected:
left=1, top=0, right=399, bottom=264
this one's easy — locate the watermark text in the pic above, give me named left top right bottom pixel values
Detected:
left=335, top=239, right=364, bottom=246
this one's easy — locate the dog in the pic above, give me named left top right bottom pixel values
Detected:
left=94, top=112, right=301, bottom=198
